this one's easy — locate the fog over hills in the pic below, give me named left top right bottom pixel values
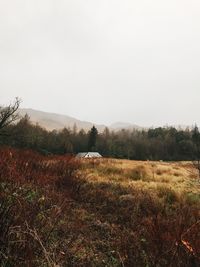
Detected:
left=19, top=108, right=192, bottom=132
left=19, top=109, right=106, bottom=131
left=19, top=108, right=142, bottom=132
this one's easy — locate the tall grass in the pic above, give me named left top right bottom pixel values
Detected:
left=0, top=149, right=200, bottom=266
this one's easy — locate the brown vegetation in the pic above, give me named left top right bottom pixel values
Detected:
left=0, top=148, right=200, bottom=266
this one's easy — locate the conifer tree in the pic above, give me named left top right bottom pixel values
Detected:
left=88, top=126, right=98, bottom=151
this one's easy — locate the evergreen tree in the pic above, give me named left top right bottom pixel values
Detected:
left=88, top=126, right=98, bottom=151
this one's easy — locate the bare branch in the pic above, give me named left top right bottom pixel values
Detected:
left=0, top=97, right=21, bottom=131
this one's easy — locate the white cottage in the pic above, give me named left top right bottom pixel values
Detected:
left=76, top=152, right=102, bottom=158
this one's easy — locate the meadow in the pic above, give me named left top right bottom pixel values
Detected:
left=0, top=147, right=199, bottom=266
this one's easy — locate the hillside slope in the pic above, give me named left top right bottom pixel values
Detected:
left=19, top=108, right=143, bottom=132
left=19, top=108, right=106, bottom=131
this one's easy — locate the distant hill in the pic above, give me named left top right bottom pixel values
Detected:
left=19, top=108, right=144, bottom=132
left=18, top=109, right=192, bottom=132
left=19, top=108, right=106, bottom=132
left=110, top=122, right=143, bottom=131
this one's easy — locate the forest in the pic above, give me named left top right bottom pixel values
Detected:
left=0, top=112, right=200, bottom=161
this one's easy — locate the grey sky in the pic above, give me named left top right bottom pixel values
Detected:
left=1, top=0, right=200, bottom=126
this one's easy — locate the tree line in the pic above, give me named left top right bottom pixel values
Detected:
left=0, top=98, right=200, bottom=161
left=1, top=114, right=200, bottom=161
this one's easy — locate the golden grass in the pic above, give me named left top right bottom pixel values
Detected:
left=2, top=149, right=199, bottom=266
left=80, top=158, right=200, bottom=197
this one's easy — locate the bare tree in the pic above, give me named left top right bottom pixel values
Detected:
left=0, top=97, right=21, bottom=131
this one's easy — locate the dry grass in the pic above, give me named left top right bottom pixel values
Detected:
left=76, top=159, right=200, bottom=266
left=81, top=159, right=199, bottom=195
left=1, top=150, right=200, bottom=266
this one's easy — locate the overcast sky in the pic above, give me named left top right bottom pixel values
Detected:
left=1, top=0, right=200, bottom=127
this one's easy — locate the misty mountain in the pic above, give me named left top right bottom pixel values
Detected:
left=19, top=109, right=144, bottom=132
left=19, top=109, right=106, bottom=132
left=19, top=109, right=192, bottom=132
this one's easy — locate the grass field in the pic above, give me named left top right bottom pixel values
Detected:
left=0, top=148, right=200, bottom=266
left=81, top=158, right=199, bottom=195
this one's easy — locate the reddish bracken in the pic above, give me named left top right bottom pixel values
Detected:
left=0, top=146, right=79, bottom=187
left=0, top=147, right=199, bottom=266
